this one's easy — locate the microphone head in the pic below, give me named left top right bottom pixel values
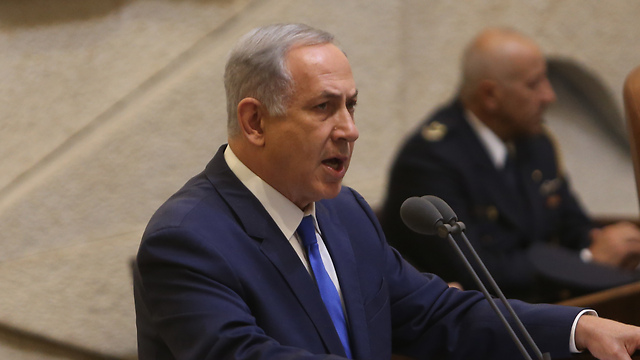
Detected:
left=423, top=195, right=458, bottom=224
left=400, top=196, right=443, bottom=235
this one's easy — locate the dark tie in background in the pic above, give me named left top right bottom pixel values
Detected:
left=503, top=145, right=521, bottom=197
left=297, top=216, right=352, bottom=358
left=502, top=146, right=535, bottom=235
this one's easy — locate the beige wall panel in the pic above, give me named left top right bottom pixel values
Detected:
left=0, top=0, right=253, bottom=196
left=0, top=231, right=140, bottom=358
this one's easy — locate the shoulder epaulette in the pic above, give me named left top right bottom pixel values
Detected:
left=421, top=120, right=448, bottom=142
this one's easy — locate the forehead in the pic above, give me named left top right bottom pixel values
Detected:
left=285, top=43, right=356, bottom=97
left=504, top=43, right=547, bottom=82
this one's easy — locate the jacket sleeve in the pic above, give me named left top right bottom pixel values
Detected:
left=353, top=188, right=582, bottom=360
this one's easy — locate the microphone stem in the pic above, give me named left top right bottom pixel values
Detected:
left=445, top=233, right=534, bottom=360
left=457, top=230, right=549, bottom=360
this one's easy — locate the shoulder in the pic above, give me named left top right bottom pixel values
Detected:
left=145, top=173, right=220, bottom=232
left=319, top=187, right=384, bottom=236
left=320, top=187, right=376, bottom=220
left=392, top=100, right=473, bottom=171
left=140, top=169, right=251, bottom=253
left=403, top=101, right=468, bottom=149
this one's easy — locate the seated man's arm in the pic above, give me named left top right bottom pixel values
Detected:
left=588, top=222, right=640, bottom=270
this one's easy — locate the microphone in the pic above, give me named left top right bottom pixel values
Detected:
left=399, top=196, right=447, bottom=237
left=423, top=195, right=465, bottom=235
left=399, top=196, right=551, bottom=360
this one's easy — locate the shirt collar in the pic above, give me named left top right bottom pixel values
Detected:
left=465, top=109, right=509, bottom=169
left=224, top=145, right=318, bottom=239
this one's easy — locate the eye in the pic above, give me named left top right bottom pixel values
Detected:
left=527, top=74, right=548, bottom=90
left=526, top=79, right=539, bottom=89
left=346, top=99, right=357, bottom=115
left=315, top=102, right=329, bottom=111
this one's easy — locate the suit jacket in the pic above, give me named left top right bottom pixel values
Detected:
left=380, top=100, right=593, bottom=301
left=134, top=144, right=582, bottom=359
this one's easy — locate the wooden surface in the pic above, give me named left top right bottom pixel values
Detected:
left=557, top=281, right=640, bottom=326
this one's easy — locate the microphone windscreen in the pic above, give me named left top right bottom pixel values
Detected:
left=400, top=196, right=443, bottom=235
left=423, top=195, right=458, bottom=224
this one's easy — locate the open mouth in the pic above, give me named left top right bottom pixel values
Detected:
left=322, top=157, right=345, bottom=172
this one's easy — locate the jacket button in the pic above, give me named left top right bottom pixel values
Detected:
left=486, top=206, right=499, bottom=221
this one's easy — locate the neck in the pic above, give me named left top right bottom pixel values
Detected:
left=227, top=139, right=268, bottom=185
left=464, top=104, right=512, bottom=142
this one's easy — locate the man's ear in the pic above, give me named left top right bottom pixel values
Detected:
left=478, top=79, right=500, bottom=112
left=237, top=97, right=267, bottom=146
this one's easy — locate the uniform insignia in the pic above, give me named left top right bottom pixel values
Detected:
left=475, top=205, right=499, bottom=221
left=421, top=121, right=447, bottom=142
left=539, top=178, right=562, bottom=196
left=486, top=205, right=499, bottom=222
left=531, top=169, right=543, bottom=183
left=546, top=194, right=562, bottom=209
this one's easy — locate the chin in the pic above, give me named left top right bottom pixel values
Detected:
left=320, top=184, right=343, bottom=200
left=531, top=125, right=545, bottom=135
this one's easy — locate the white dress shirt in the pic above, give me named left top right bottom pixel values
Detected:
left=223, top=146, right=344, bottom=302
left=465, top=109, right=510, bottom=169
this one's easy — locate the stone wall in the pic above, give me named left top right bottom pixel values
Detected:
left=1, top=1, right=639, bottom=358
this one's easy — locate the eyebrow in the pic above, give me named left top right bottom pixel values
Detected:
left=319, top=89, right=358, bottom=100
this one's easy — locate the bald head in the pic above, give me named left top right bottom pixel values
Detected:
left=460, top=28, right=543, bottom=98
left=458, top=27, right=556, bottom=140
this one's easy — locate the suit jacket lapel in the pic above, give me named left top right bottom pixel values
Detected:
left=316, top=201, right=371, bottom=360
left=259, top=233, right=348, bottom=356
left=205, top=145, right=349, bottom=357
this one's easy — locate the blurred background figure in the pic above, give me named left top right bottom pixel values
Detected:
left=380, top=27, right=640, bottom=302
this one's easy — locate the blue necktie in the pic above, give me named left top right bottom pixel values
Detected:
left=297, top=216, right=352, bottom=358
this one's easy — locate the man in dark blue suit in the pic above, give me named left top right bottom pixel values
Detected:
left=380, top=27, right=640, bottom=302
left=134, top=24, right=640, bottom=359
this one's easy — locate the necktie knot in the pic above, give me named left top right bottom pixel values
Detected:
left=298, top=216, right=317, bottom=247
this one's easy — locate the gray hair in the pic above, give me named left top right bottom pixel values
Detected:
left=224, top=23, right=335, bottom=137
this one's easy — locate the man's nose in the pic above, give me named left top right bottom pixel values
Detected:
left=541, top=78, right=557, bottom=104
left=333, top=109, right=359, bottom=142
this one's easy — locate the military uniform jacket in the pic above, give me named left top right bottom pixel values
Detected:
left=380, top=100, right=593, bottom=300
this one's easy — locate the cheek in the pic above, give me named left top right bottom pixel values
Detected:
left=511, top=95, right=537, bottom=117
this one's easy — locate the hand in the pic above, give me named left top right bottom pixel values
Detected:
left=589, top=222, right=640, bottom=270
left=575, top=315, right=640, bottom=360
